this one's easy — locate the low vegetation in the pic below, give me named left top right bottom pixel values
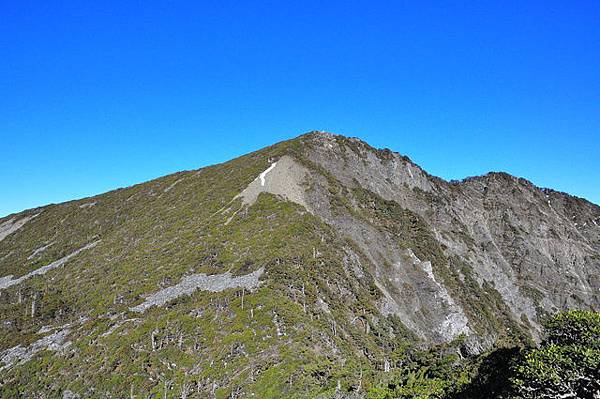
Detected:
left=0, top=133, right=597, bottom=398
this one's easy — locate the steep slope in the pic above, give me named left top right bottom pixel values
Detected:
left=301, top=133, right=599, bottom=348
left=0, top=132, right=598, bottom=398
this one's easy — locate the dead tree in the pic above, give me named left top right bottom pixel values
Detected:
left=31, top=292, right=40, bottom=318
left=151, top=329, right=159, bottom=351
left=302, top=283, right=306, bottom=313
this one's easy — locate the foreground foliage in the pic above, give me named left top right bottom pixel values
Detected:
left=450, top=310, right=600, bottom=399
left=512, top=310, right=599, bottom=399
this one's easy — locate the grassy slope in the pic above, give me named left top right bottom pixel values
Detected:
left=0, top=137, right=395, bottom=397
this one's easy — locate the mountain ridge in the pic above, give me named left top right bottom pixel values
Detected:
left=0, top=131, right=598, bottom=398
left=3, top=131, right=597, bottom=221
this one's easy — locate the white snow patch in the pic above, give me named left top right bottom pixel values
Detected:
left=0, top=240, right=100, bottom=291
left=0, top=214, right=39, bottom=243
left=130, top=267, right=264, bottom=313
left=259, top=163, right=277, bottom=186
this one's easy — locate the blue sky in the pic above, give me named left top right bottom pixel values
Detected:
left=1, top=1, right=599, bottom=217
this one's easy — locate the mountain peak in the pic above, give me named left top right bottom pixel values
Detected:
left=0, top=132, right=598, bottom=398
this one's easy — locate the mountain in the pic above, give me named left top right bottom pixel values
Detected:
left=0, top=132, right=598, bottom=398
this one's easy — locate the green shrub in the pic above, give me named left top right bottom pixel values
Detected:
left=511, top=310, right=600, bottom=399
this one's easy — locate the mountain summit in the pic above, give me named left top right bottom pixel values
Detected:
left=1, top=132, right=598, bottom=397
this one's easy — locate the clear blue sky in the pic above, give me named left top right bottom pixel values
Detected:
left=1, top=1, right=599, bottom=217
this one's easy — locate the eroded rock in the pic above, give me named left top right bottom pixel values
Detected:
left=130, top=267, right=265, bottom=313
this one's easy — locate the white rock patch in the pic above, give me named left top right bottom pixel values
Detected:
left=0, top=327, right=71, bottom=371
left=164, top=178, right=183, bottom=193
left=406, top=248, right=471, bottom=339
left=0, top=214, right=39, bottom=243
left=78, top=201, right=97, bottom=209
left=27, top=242, right=54, bottom=260
left=130, top=267, right=264, bottom=313
left=100, top=317, right=140, bottom=338
left=0, top=240, right=100, bottom=291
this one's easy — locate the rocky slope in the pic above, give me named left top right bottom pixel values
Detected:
left=0, top=132, right=598, bottom=398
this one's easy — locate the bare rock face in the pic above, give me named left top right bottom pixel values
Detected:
left=295, top=132, right=599, bottom=349
left=236, top=155, right=311, bottom=210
